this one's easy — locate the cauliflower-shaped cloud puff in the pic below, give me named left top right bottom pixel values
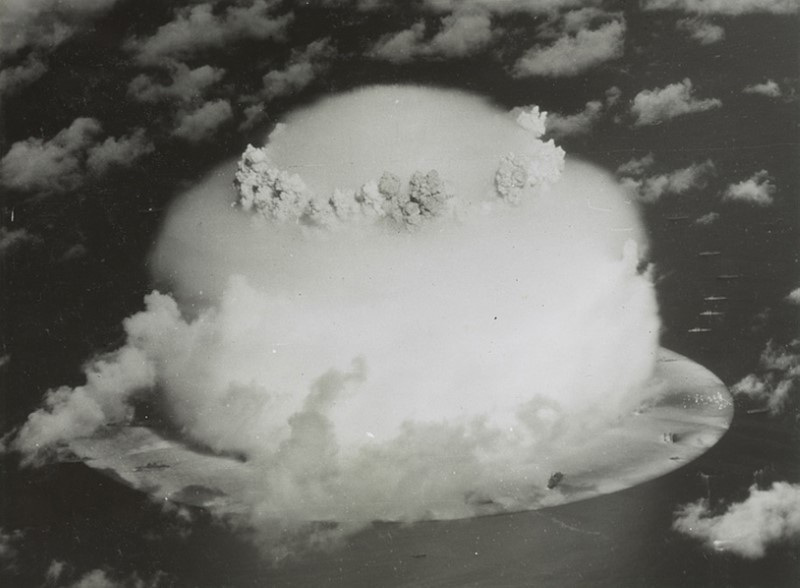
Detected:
left=234, top=150, right=457, bottom=230
left=233, top=101, right=563, bottom=230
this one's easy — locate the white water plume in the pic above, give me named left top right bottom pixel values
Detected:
left=14, top=85, right=661, bottom=546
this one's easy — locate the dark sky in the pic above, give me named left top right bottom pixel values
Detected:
left=1, top=1, right=799, bottom=586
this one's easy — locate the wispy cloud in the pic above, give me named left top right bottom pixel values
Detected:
left=631, top=79, right=721, bottom=126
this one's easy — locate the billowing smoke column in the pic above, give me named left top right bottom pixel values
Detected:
left=15, top=86, right=660, bottom=546
left=150, top=85, right=659, bottom=517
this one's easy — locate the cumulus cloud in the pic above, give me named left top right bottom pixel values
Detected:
left=369, top=22, right=425, bottom=63
left=126, top=0, right=293, bottom=65
left=642, top=0, right=799, bottom=15
left=742, top=79, right=782, bottom=98
left=676, top=18, right=725, bottom=44
left=619, top=159, right=716, bottom=202
left=694, top=211, right=719, bottom=225
left=262, top=38, right=335, bottom=100
left=558, top=6, right=619, bottom=33
left=0, top=54, right=47, bottom=96
left=723, top=170, right=776, bottom=205
left=0, top=117, right=102, bottom=194
left=172, top=99, right=233, bottom=142
left=64, top=568, right=163, bottom=588
left=86, top=129, right=154, bottom=176
left=0, top=527, right=22, bottom=563
left=239, top=102, right=268, bottom=131
left=128, top=62, right=226, bottom=103
left=786, top=288, right=800, bottom=305
left=732, top=338, right=799, bottom=415
left=44, top=560, right=67, bottom=585
left=369, top=11, right=495, bottom=63
left=0, top=227, right=43, bottom=256
left=616, top=153, right=654, bottom=177
left=0, top=119, right=154, bottom=194
left=543, top=88, right=621, bottom=139
left=512, top=19, right=625, bottom=77
left=674, top=482, right=800, bottom=558
left=0, top=0, right=121, bottom=57
left=631, top=79, right=721, bottom=126
left=545, top=101, right=603, bottom=138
